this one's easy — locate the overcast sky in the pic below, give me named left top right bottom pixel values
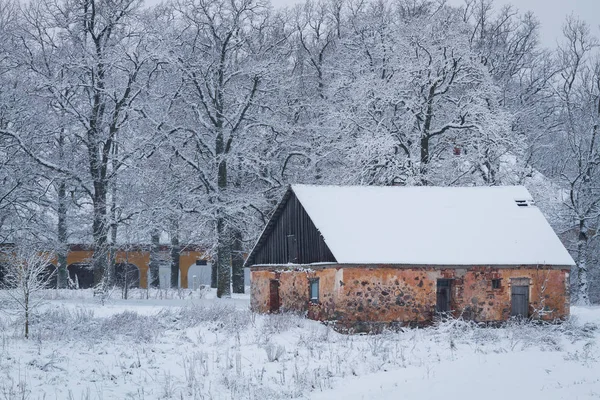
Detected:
left=268, top=0, right=600, bottom=48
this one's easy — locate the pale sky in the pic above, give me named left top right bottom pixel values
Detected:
left=269, top=0, right=600, bottom=48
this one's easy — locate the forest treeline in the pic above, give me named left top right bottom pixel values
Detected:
left=0, top=0, right=598, bottom=302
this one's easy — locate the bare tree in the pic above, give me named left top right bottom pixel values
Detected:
left=0, top=245, right=55, bottom=338
left=16, top=0, right=161, bottom=289
left=556, top=17, right=600, bottom=305
left=161, top=0, right=280, bottom=297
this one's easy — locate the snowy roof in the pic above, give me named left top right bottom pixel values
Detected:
left=290, top=185, right=575, bottom=266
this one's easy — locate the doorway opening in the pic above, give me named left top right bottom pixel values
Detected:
left=511, top=285, right=529, bottom=318
left=68, top=263, right=94, bottom=289
left=269, top=279, right=280, bottom=313
left=114, top=263, right=140, bottom=289
left=436, top=279, right=452, bottom=314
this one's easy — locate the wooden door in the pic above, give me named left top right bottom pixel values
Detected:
left=269, top=280, right=280, bottom=313
left=436, top=279, right=451, bottom=313
left=511, top=285, right=529, bottom=317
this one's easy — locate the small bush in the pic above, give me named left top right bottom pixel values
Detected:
left=163, top=303, right=251, bottom=333
left=101, top=311, right=162, bottom=343
left=264, top=342, right=286, bottom=362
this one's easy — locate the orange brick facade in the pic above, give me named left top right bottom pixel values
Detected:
left=251, top=264, right=570, bottom=326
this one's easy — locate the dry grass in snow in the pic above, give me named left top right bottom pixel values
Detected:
left=0, top=288, right=599, bottom=399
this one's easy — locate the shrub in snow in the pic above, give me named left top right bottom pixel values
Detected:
left=0, top=247, right=55, bottom=339
left=101, top=311, right=162, bottom=343
left=33, top=307, right=97, bottom=341
left=564, top=341, right=597, bottom=366
left=260, top=313, right=304, bottom=335
left=263, top=342, right=286, bottom=362
left=0, top=375, right=31, bottom=400
left=163, top=303, right=251, bottom=333
left=2, top=289, right=599, bottom=400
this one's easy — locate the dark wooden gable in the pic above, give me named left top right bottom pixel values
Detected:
left=245, top=187, right=336, bottom=266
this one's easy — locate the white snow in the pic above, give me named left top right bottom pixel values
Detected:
left=292, top=185, right=575, bottom=266
left=0, top=290, right=599, bottom=399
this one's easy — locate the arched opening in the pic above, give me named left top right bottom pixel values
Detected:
left=68, top=263, right=94, bottom=289
left=158, top=263, right=171, bottom=288
left=186, top=260, right=212, bottom=290
left=114, top=263, right=140, bottom=289
left=44, top=264, right=58, bottom=289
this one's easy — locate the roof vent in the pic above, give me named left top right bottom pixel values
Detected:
left=515, top=199, right=535, bottom=207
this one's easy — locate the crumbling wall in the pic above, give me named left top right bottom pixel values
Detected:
left=458, top=267, right=570, bottom=321
left=250, top=265, right=570, bottom=324
left=334, top=267, right=436, bottom=325
left=250, top=267, right=337, bottom=317
left=250, top=269, right=273, bottom=313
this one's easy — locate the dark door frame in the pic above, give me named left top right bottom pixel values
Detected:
left=511, top=285, right=530, bottom=318
left=269, top=279, right=281, bottom=313
left=436, top=279, right=452, bottom=314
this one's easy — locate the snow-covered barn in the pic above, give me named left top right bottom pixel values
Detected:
left=246, top=185, right=575, bottom=328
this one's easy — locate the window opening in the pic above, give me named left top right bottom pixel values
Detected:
left=309, top=278, right=319, bottom=303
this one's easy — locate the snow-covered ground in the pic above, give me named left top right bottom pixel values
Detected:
left=1, top=289, right=599, bottom=399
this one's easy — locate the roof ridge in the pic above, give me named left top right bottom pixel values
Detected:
left=291, top=184, right=528, bottom=189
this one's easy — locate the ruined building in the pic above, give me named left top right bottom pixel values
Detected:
left=0, top=244, right=210, bottom=289
left=246, top=185, right=574, bottom=327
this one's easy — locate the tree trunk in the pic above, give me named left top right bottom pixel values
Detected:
left=123, top=264, right=129, bottom=300
left=57, top=181, right=68, bottom=289
left=419, top=88, right=436, bottom=185
left=231, top=229, right=244, bottom=294
left=215, top=128, right=232, bottom=297
left=575, top=220, right=590, bottom=305
left=211, top=259, right=218, bottom=288
left=92, top=184, right=109, bottom=288
left=170, top=222, right=180, bottom=288
left=216, top=216, right=231, bottom=298
left=24, top=294, right=29, bottom=339
left=107, top=227, right=117, bottom=289
left=107, top=144, right=119, bottom=288
left=420, top=133, right=429, bottom=184
left=149, top=231, right=161, bottom=288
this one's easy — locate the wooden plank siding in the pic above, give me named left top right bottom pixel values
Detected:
left=246, top=189, right=336, bottom=266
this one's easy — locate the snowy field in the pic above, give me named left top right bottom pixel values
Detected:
left=1, top=289, right=599, bottom=400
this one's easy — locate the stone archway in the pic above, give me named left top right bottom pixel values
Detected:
left=114, top=263, right=140, bottom=289
left=178, top=251, right=209, bottom=289
left=68, top=263, right=94, bottom=289
left=186, top=261, right=212, bottom=290
left=115, top=251, right=149, bottom=288
left=44, top=264, right=58, bottom=289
